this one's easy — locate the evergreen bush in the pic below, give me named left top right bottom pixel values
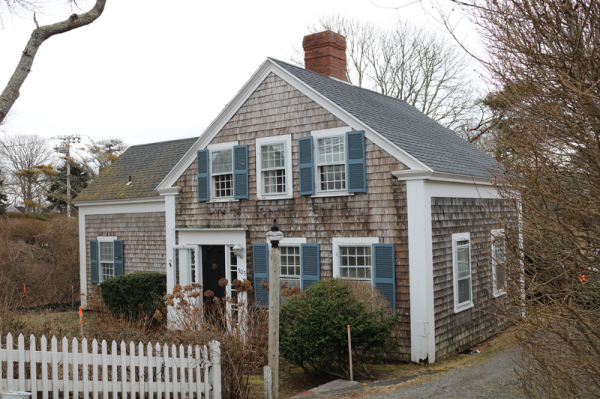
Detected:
left=279, top=278, right=399, bottom=378
left=100, top=272, right=166, bottom=318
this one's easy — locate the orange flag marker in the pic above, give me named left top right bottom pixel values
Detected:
left=79, top=307, right=83, bottom=324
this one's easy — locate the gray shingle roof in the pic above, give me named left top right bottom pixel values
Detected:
left=76, top=137, right=197, bottom=202
left=272, top=58, right=499, bottom=178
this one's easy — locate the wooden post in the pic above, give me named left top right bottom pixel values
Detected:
left=264, top=365, right=272, bottom=399
left=268, top=246, right=280, bottom=399
left=347, top=325, right=353, bottom=381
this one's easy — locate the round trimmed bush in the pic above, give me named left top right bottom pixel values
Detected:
left=279, top=278, right=399, bottom=378
left=100, top=272, right=166, bottom=318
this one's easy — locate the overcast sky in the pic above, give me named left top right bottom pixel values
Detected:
left=0, top=0, right=476, bottom=149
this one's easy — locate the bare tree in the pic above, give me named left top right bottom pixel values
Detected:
left=0, top=0, right=107, bottom=125
left=0, top=134, right=53, bottom=211
left=76, top=138, right=128, bottom=178
left=440, top=0, right=600, bottom=397
left=295, top=16, right=482, bottom=133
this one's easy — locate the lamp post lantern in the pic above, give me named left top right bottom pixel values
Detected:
left=266, top=219, right=283, bottom=399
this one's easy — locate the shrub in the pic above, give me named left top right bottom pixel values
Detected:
left=100, top=272, right=166, bottom=318
left=280, top=278, right=399, bottom=379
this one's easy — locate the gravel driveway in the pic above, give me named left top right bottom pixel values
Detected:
left=363, top=346, right=524, bottom=399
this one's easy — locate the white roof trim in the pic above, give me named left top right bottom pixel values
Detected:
left=157, top=59, right=431, bottom=190
left=74, top=196, right=165, bottom=207
left=392, top=170, right=494, bottom=185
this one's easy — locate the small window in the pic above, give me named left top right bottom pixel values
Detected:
left=453, top=232, right=473, bottom=312
left=229, top=247, right=238, bottom=296
left=316, top=136, right=346, bottom=192
left=492, top=230, right=507, bottom=297
left=280, top=246, right=301, bottom=288
left=339, top=246, right=372, bottom=283
left=211, top=148, right=233, bottom=199
left=255, top=135, right=292, bottom=199
left=99, top=241, right=114, bottom=282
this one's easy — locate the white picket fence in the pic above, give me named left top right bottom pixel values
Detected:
left=0, top=333, right=221, bottom=398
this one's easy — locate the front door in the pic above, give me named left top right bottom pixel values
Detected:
left=202, top=245, right=227, bottom=301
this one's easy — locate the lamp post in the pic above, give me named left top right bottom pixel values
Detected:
left=266, top=219, right=283, bottom=399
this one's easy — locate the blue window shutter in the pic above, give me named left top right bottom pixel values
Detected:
left=197, top=149, right=210, bottom=201
left=233, top=145, right=249, bottom=199
left=298, top=136, right=315, bottom=195
left=113, top=240, right=124, bottom=277
left=90, top=240, right=99, bottom=284
left=253, top=243, right=269, bottom=308
left=373, top=244, right=396, bottom=311
left=346, top=131, right=367, bottom=193
left=301, top=244, right=320, bottom=291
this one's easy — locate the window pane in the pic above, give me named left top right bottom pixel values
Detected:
left=212, top=149, right=233, bottom=174
left=497, top=267, right=506, bottom=286
left=263, top=169, right=286, bottom=194
left=456, top=246, right=470, bottom=279
left=317, top=136, right=345, bottom=164
left=458, top=279, right=471, bottom=304
left=320, top=165, right=346, bottom=191
left=339, top=246, right=372, bottom=283
left=213, top=174, right=233, bottom=197
left=101, top=262, right=113, bottom=281
left=261, top=143, right=285, bottom=169
left=99, top=242, right=113, bottom=262
left=280, top=246, right=300, bottom=277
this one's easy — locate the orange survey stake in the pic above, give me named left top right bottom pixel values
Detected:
left=79, top=306, right=83, bottom=324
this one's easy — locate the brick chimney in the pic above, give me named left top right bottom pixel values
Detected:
left=302, top=30, right=347, bottom=81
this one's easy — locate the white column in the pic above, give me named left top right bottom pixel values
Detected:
left=159, top=187, right=181, bottom=294
left=405, top=179, right=436, bottom=364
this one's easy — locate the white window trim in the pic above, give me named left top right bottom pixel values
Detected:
left=97, top=236, right=117, bottom=283
left=255, top=135, right=293, bottom=200
left=208, top=141, right=239, bottom=201
left=332, top=237, right=379, bottom=285
left=453, top=232, right=474, bottom=313
left=311, top=127, right=351, bottom=196
left=491, top=229, right=507, bottom=297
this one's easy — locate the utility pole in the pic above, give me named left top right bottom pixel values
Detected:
left=266, top=219, right=283, bottom=399
left=52, top=134, right=81, bottom=217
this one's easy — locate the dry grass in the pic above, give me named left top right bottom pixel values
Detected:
left=0, top=216, right=79, bottom=310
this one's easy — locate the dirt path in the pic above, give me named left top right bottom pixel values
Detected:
left=343, top=346, right=524, bottom=399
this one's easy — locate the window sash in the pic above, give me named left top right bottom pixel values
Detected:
left=213, top=174, right=233, bottom=198
left=454, top=239, right=472, bottom=306
left=280, top=246, right=300, bottom=278
left=493, top=235, right=507, bottom=292
left=262, top=169, right=286, bottom=195
left=211, top=149, right=233, bottom=175
left=316, top=136, right=345, bottom=166
left=339, top=245, right=372, bottom=282
left=99, top=242, right=113, bottom=262
left=101, top=262, right=114, bottom=281
left=261, top=143, right=286, bottom=170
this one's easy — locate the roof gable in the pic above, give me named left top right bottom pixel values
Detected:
left=271, top=59, right=500, bottom=178
left=75, top=137, right=197, bottom=202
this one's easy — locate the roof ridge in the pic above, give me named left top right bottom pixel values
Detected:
left=269, top=57, right=423, bottom=111
left=129, top=136, right=198, bottom=149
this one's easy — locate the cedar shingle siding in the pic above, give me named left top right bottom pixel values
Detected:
left=432, top=198, right=513, bottom=359
left=174, top=73, right=411, bottom=360
left=85, top=212, right=166, bottom=295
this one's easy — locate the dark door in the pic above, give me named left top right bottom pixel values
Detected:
left=202, top=245, right=226, bottom=301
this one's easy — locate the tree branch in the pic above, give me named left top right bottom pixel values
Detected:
left=0, top=0, right=107, bottom=125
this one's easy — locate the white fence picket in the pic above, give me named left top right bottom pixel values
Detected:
left=0, top=333, right=220, bottom=398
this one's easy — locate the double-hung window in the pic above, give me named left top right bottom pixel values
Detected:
left=197, top=142, right=249, bottom=202
left=211, top=148, right=233, bottom=199
left=99, top=241, right=114, bottom=282
left=90, top=237, right=124, bottom=284
left=317, top=136, right=346, bottom=192
left=453, top=232, right=473, bottom=312
left=280, top=245, right=301, bottom=288
left=255, top=135, right=292, bottom=199
left=332, top=237, right=396, bottom=311
left=491, top=230, right=507, bottom=297
left=298, top=127, right=367, bottom=196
